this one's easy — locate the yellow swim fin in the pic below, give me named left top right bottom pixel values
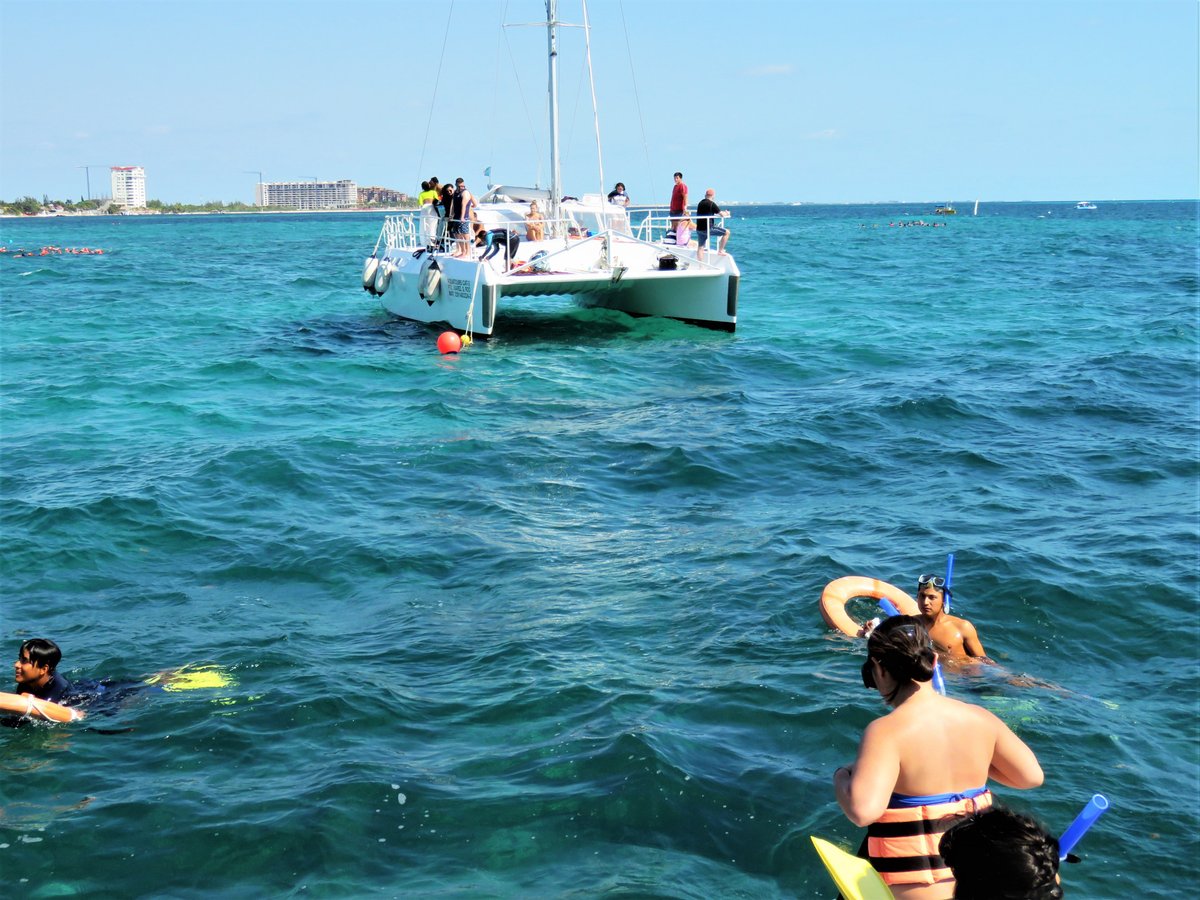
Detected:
left=147, top=665, right=236, bottom=692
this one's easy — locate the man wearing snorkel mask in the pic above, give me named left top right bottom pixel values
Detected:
left=915, top=574, right=988, bottom=663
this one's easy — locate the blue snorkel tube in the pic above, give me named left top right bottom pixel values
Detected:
left=926, top=553, right=954, bottom=694
left=944, top=552, right=955, bottom=613
left=1059, top=794, right=1110, bottom=860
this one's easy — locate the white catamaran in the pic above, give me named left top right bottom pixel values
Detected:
left=360, top=0, right=739, bottom=338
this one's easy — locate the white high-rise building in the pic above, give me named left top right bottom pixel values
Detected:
left=258, top=180, right=357, bottom=210
left=110, top=166, right=147, bottom=209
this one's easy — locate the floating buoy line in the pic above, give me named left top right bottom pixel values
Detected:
left=2, top=245, right=107, bottom=257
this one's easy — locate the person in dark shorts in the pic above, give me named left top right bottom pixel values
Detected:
left=695, top=188, right=731, bottom=256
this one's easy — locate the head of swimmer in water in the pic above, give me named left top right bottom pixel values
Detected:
left=940, top=806, right=1063, bottom=900
left=916, top=573, right=952, bottom=617
left=15, top=638, right=62, bottom=690
left=861, top=616, right=936, bottom=704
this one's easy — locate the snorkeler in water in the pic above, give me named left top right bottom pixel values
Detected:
left=913, top=574, right=990, bottom=663
left=6, top=637, right=234, bottom=726
left=6, top=638, right=84, bottom=721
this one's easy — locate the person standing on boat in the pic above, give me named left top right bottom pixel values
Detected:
left=833, top=616, right=1043, bottom=899
left=437, top=184, right=456, bottom=251
left=451, top=178, right=476, bottom=258
left=669, top=172, right=688, bottom=231
left=607, top=182, right=629, bottom=206
left=695, top=189, right=730, bottom=257
left=418, top=181, right=439, bottom=246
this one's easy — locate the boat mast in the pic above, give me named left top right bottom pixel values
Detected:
left=546, top=0, right=562, bottom=231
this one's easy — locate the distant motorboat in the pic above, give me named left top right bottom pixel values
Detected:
left=1075, top=201, right=1098, bottom=210
left=934, top=204, right=957, bottom=215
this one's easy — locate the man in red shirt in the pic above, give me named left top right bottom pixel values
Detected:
left=669, top=171, right=688, bottom=230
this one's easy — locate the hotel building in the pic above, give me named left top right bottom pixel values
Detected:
left=257, top=180, right=358, bottom=210
left=110, top=166, right=147, bottom=209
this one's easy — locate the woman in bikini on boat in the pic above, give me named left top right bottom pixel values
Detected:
left=833, top=616, right=1044, bottom=899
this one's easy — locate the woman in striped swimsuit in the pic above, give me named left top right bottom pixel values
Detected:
left=833, top=616, right=1045, bottom=899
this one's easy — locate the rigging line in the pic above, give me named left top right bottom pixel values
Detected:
left=501, top=9, right=545, bottom=187
left=581, top=0, right=606, bottom=204
left=487, top=2, right=507, bottom=182
left=617, top=0, right=655, bottom=204
left=415, top=0, right=457, bottom=188
left=562, top=38, right=589, bottom=179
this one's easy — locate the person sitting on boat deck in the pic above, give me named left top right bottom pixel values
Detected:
left=525, top=201, right=546, bottom=241
left=695, top=189, right=731, bottom=256
left=607, top=182, right=630, bottom=206
left=669, top=171, right=688, bottom=230
left=834, top=616, right=1043, bottom=900
left=913, top=573, right=988, bottom=663
left=939, top=806, right=1062, bottom=899
left=668, top=216, right=693, bottom=248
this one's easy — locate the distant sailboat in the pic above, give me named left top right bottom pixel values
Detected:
left=973, top=199, right=980, bottom=216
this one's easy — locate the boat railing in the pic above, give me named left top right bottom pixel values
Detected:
left=633, top=211, right=731, bottom=263
left=379, top=213, right=423, bottom=252
left=377, top=210, right=728, bottom=270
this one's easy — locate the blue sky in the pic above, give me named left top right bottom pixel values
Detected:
left=2, top=0, right=1196, bottom=205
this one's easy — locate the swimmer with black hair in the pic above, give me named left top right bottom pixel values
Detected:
left=834, top=616, right=1043, bottom=898
left=6, top=638, right=84, bottom=721
left=940, top=806, right=1062, bottom=899
left=6, top=638, right=234, bottom=727
left=913, top=573, right=988, bottom=662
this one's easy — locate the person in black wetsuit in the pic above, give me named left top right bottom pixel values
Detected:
left=7, top=637, right=165, bottom=725
left=475, top=228, right=520, bottom=263
left=4, top=638, right=82, bottom=722
left=14, top=637, right=73, bottom=702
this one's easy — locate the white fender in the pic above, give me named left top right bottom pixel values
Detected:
left=418, top=257, right=442, bottom=302
left=373, top=259, right=393, bottom=295
left=362, top=256, right=379, bottom=293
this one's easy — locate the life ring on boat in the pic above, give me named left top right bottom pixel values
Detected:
left=819, top=576, right=920, bottom=637
left=418, top=257, right=442, bottom=303
left=363, top=256, right=380, bottom=294
left=373, top=259, right=393, bottom=295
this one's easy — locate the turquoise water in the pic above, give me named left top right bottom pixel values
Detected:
left=2, top=202, right=1197, bottom=898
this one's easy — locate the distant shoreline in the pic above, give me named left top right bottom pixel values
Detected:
left=2, top=198, right=1195, bottom=222
left=0, top=207, right=412, bottom=220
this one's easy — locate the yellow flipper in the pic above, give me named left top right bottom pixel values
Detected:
left=145, top=665, right=236, bottom=692
left=811, top=836, right=894, bottom=900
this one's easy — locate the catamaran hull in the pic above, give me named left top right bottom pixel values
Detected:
left=375, top=247, right=738, bottom=337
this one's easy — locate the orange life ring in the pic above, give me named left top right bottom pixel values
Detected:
left=819, top=576, right=920, bottom=637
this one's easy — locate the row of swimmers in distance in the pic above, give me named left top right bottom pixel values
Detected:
left=2, top=246, right=107, bottom=257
